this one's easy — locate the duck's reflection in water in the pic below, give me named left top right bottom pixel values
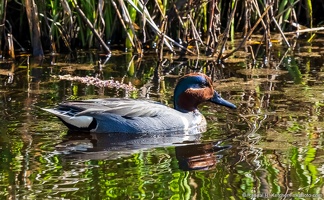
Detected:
left=176, top=142, right=230, bottom=171
left=55, top=131, right=231, bottom=171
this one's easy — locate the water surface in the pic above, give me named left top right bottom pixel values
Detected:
left=1, top=42, right=324, bottom=199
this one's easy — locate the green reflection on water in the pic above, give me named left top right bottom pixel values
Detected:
left=1, top=48, right=324, bottom=199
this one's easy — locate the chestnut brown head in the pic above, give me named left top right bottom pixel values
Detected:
left=174, top=73, right=236, bottom=112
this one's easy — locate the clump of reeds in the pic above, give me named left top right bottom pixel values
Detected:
left=0, top=0, right=323, bottom=61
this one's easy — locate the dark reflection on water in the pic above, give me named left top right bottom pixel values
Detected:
left=56, top=131, right=202, bottom=160
left=55, top=131, right=230, bottom=171
left=1, top=42, right=324, bottom=199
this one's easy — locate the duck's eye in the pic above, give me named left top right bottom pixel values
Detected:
left=200, top=83, right=208, bottom=88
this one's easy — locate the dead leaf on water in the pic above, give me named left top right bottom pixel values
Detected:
left=27, top=89, right=57, bottom=95
left=295, top=52, right=322, bottom=57
left=233, top=50, right=251, bottom=58
left=223, top=58, right=247, bottom=63
left=236, top=68, right=288, bottom=76
left=299, top=46, right=320, bottom=50
left=55, top=63, right=95, bottom=72
left=316, top=72, right=324, bottom=77
left=0, top=69, right=14, bottom=76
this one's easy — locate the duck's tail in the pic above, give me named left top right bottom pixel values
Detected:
left=42, top=108, right=96, bottom=130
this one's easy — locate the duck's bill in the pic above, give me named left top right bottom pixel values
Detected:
left=210, top=91, right=237, bottom=109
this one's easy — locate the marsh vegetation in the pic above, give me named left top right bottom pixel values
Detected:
left=0, top=0, right=323, bottom=60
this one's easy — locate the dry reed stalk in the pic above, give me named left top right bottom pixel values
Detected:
left=159, top=17, right=167, bottom=61
left=0, top=0, right=7, bottom=54
left=7, top=33, right=14, bottom=59
left=205, top=0, right=220, bottom=55
left=284, top=26, right=324, bottom=34
left=117, top=0, right=139, bottom=51
left=97, top=0, right=105, bottom=37
left=188, top=14, right=204, bottom=54
left=111, top=0, right=135, bottom=48
left=252, top=0, right=271, bottom=55
left=61, top=0, right=73, bottom=36
left=271, top=16, right=290, bottom=47
left=215, top=0, right=238, bottom=61
left=25, top=0, right=44, bottom=56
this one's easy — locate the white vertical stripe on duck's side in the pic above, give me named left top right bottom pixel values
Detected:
left=179, top=115, right=189, bottom=131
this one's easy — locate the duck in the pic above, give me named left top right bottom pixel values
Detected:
left=42, top=73, right=236, bottom=134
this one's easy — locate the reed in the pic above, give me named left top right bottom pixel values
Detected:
left=0, top=0, right=7, bottom=53
left=125, top=0, right=137, bottom=51
left=104, top=1, right=114, bottom=41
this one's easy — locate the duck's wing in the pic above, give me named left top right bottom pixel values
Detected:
left=48, top=98, right=173, bottom=118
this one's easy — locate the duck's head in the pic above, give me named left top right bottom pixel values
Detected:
left=174, top=73, right=236, bottom=112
